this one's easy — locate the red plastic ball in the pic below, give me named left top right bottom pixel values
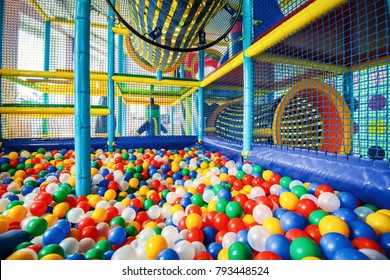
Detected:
left=80, top=225, right=99, bottom=241
left=178, top=215, right=188, bottom=231
left=285, top=228, right=310, bottom=242
left=78, top=217, right=96, bottom=232
left=244, top=200, right=256, bottom=214
left=296, top=198, right=318, bottom=218
left=215, top=230, right=228, bottom=244
left=233, top=193, right=249, bottom=208
left=187, top=205, right=202, bottom=216
left=255, top=196, right=273, bottom=210
left=269, top=174, right=282, bottom=185
left=255, top=251, right=282, bottom=260
left=186, top=227, right=204, bottom=242
left=135, top=211, right=149, bottom=225
left=242, top=174, right=253, bottom=186
left=107, top=181, right=119, bottom=191
left=314, top=184, right=334, bottom=197
left=30, top=201, right=48, bottom=216
left=194, top=251, right=213, bottom=260
left=352, top=238, right=385, bottom=254
left=35, top=192, right=53, bottom=205
left=105, top=206, right=119, bottom=223
left=214, top=213, right=230, bottom=231
left=76, top=201, right=90, bottom=213
left=252, top=177, right=264, bottom=187
left=304, top=224, right=322, bottom=244
left=227, top=218, right=247, bottom=233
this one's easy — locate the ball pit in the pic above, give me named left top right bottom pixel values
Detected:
left=0, top=147, right=389, bottom=260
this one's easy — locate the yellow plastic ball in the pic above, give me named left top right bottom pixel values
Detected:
left=170, top=204, right=184, bottom=214
left=171, top=164, right=180, bottom=173
left=8, top=151, right=19, bottom=161
left=7, top=205, right=27, bottom=222
left=40, top=254, right=64, bottom=260
left=165, top=178, right=174, bottom=186
left=218, top=248, right=229, bottom=260
left=139, top=186, right=150, bottom=196
left=129, top=178, right=139, bottom=189
left=88, top=195, right=102, bottom=208
left=6, top=251, right=35, bottom=260
left=0, top=215, right=10, bottom=234
left=203, top=177, right=211, bottom=186
left=365, top=212, right=390, bottom=235
left=219, top=173, right=229, bottom=182
left=14, top=170, right=27, bottom=179
left=187, top=187, right=197, bottom=195
left=128, top=221, right=140, bottom=233
left=91, top=168, right=99, bottom=177
left=91, top=208, right=108, bottom=223
left=262, top=170, right=274, bottom=182
left=200, top=162, right=209, bottom=170
left=377, top=209, right=390, bottom=218
left=302, top=256, right=321, bottom=260
left=43, top=214, right=59, bottom=227
left=67, top=176, right=76, bottom=187
left=68, top=228, right=80, bottom=240
left=243, top=185, right=253, bottom=194
left=121, top=198, right=131, bottom=207
left=319, top=215, right=350, bottom=237
left=104, top=189, right=117, bottom=201
left=186, top=213, right=203, bottom=229
left=279, top=192, right=299, bottom=211
left=144, top=221, right=158, bottom=229
left=52, top=202, right=70, bottom=218
left=145, top=235, right=168, bottom=259
left=207, top=200, right=217, bottom=212
left=263, top=217, right=284, bottom=235
left=242, top=214, right=256, bottom=227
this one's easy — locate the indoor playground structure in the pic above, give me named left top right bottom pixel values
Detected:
left=0, top=0, right=390, bottom=261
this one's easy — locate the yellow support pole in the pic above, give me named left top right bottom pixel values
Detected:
left=112, top=27, right=130, bottom=36
left=112, top=75, right=200, bottom=87
left=29, top=0, right=50, bottom=21
left=200, top=55, right=243, bottom=88
left=0, top=107, right=110, bottom=116
left=51, top=19, right=107, bottom=29
left=171, top=87, right=198, bottom=106
left=245, top=0, right=348, bottom=58
left=0, top=69, right=108, bottom=81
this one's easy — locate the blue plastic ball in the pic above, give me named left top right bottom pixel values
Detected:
left=97, top=187, right=107, bottom=196
left=280, top=211, right=306, bottom=232
left=235, top=229, right=249, bottom=246
left=42, top=227, right=67, bottom=245
left=157, top=248, right=180, bottom=260
left=378, top=233, right=390, bottom=258
left=98, top=179, right=110, bottom=189
left=161, top=164, right=170, bottom=173
left=99, top=168, right=110, bottom=177
left=53, top=219, right=71, bottom=235
left=6, top=194, right=19, bottom=201
left=265, top=234, right=291, bottom=260
left=319, top=232, right=353, bottom=260
left=104, top=250, right=115, bottom=260
left=307, top=182, right=320, bottom=195
left=332, top=208, right=358, bottom=223
left=217, top=188, right=232, bottom=201
left=108, top=226, right=127, bottom=246
left=333, top=248, right=369, bottom=260
left=337, top=192, right=358, bottom=209
left=207, top=242, right=223, bottom=260
left=65, top=253, right=87, bottom=260
left=3, top=178, right=13, bottom=185
left=274, top=208, right=288, bottom=220
left=21, top=185, right=34, bottom=196
left=202, top=227, right=217, bottom=246
left=180, top=197, right=192, bottom=209
left=348, top=220, right=378, bottom=241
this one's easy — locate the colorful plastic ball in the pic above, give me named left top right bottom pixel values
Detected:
left=174, top=240, right=195, bottom=260
left=111, top=245, right=138, bottom=260
left=218, top=247, right=229, bottom=260
left=317, top=192, right=340, bottom=212
left=289, top=237, right=322, bottom=260
left=157, top=248, right=180, bottom=260
left=42, top=226, right=66, bottom=245
left=145, top=235, right=168, bottom=259
left=295, top=198, right=318, bottom=218
left=332, top=248, right=369, bottom=260
left=263, top=217, right=284, bottom=235
left=214, top=213, right=230, bottom=231
left=319, top=215, right=350, bottom=237
left=255, top=251, right=282, bottom=260
left=252, top=204, right=273, bottom=224
left=279, top=192, right=298, bottom=211
left=185, top=213, right=203, bottom=229
left=194, top=251, right=213, bottom=260
left=285, top=228, right=310, bottom=242
left=7, top=205, right=27, bottom=222
left=378, top=233, right=390, bottom=258
left=354, top=206, right=374, bottom=222
left=280, top=212, right=306, bottom=232
left=265, top=234, right=291, bottom=260
left=332, top=208, right=358, bottom=223
left=225, top=201, right=243, bottom=219
left=38, top=244, right=65, bottom=259
left=91, top=208, right=108, bottom=223
left=365, top=212, right=390, bottom=235
left=352, top=237, right=384, bottom=254
left=348, top=220, right=377, bottom=241
left=308, top=210, right=328, bottom=225
left=319, top=232, right=353, bottom=260
left=26, top=217, right=48, bottom=236
left=108, top=226, right=127, bottom=246
left=186, top=227, right=204, bottom=243
left=248, top=225, right=270, bottom=252
left=228, top=241, right=252, bottom=260
left=337, top=192, right=358, bottom=209
left=359, top=249, right=388, bottom=260
left=207, top=242, right=223, bottom=260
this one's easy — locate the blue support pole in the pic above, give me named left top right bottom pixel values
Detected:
left=74, top=0, right=92, bottom=196
left=0, top=0, right=4, bottom=139
left=343, top=71, right=354, bottom=155
left=118, top=34, right=126, bottom=136
left=198, top=49, right=205, bottom=142
left=43, top=21, right=50, bottom=135
left=107, top=0, right=115, bottom=151
left=170, top=106, right=175, bottom=135
left=180, top=64, right=185, bottom=79
left=242, top=0, right=254, bottom=157
left=156, top=69, right=163, bottom=81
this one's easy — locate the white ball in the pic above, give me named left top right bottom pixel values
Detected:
left=147, top=205, right=161, bottom=220
left=252, top=204, right=273, bottom=224
left=111, top=245, right=138, bottom=260
left=121, top=207, right=137, bottom=223
left=318, top=192, right=340, bottom=212
left=174, top=240, right=195, bottom=260
left=247, top=225, right=270, bottom=252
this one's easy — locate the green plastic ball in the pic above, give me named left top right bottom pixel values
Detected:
left=291, top=185, right=308, bottom=198
left=228, top=242, right=253, bottom=260
left=143, top=199, right=155, bottom=211
left=215, top=198, right=229, bottom=213
left=290, top=237, right=322, bottom=260
left=94, top=240, right=113, bottom=253
left=225, top=201, right=243, bottom=219
left=53, top=189, right=68, bottom=203
left=308, top=210, right=328, bottom=225
left=85, top=248, right=105, bottom=260
left=191, top=194, right=204, bottom=206
left=110, top=216, right=126, bottom=227
left=26, top=217, right=48, bottom=236
left=125, top=225, right=138, bottom=237
left=279, top=176, right=292, bottom=188
left=38, top=244, right=65, bottom=259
